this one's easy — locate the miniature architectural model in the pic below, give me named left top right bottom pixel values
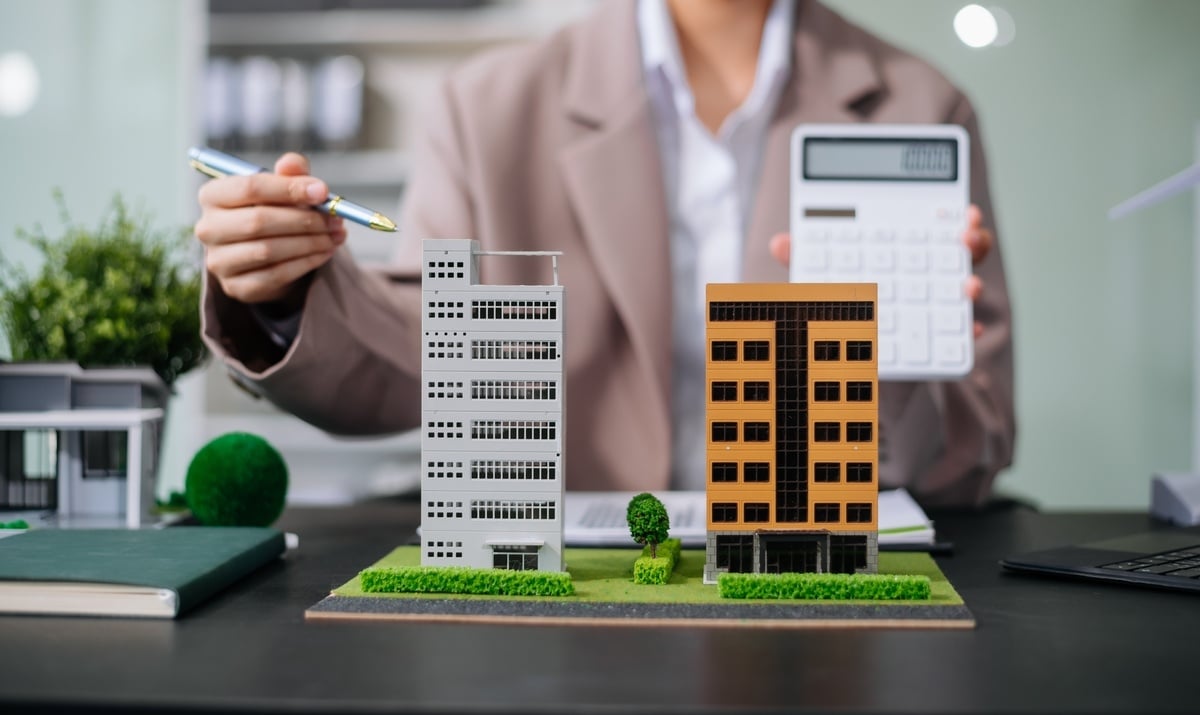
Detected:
left=0, top=363, right=166, bottom=528
left=420, top=238, right=566, bottom=572
left=703, top=283, right=879, bottom=583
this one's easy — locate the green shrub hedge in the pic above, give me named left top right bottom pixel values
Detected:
left=643, top=538, right=682, bottom=563
left=718, top=572, right=931, bottom=600
left=360, top=565, right=574, bottom=597
left=633, top=557, right=672, bottom=585
left=633, top=538, right=682, bottom=585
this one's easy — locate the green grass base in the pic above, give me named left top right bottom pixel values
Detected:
left=334, top=547, right=963, bottom=607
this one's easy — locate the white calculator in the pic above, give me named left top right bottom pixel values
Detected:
left=789, top=123, right=973, bottom=380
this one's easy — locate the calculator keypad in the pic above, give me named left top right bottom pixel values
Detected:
left=794, top=226, right=973, bottom=380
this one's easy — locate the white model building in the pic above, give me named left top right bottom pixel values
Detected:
left=420, top=238, right=566, bottom=572
left=0, top=363, right=166, bottom=528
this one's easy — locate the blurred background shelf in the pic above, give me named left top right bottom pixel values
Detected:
left=208, top=1, right=596, bottom=51
left=240, top=150, right=409, bottom=189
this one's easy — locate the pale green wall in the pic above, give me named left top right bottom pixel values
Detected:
left=824, top=0, right=1200, bottom=508
left=0, top=0, right=202, bottom=265
left=0, top=0, right=206, bottom=497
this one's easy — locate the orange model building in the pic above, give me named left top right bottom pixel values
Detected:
left=703, top=283, right=878, bottom=583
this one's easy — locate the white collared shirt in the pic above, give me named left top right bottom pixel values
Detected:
left=638, top=0, right=796, bottom=490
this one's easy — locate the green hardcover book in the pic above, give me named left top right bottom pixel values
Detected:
left=0, top=527, right=286, bottom=618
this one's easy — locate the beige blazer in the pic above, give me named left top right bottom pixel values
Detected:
left=203, top=0, right=1015, bottom=507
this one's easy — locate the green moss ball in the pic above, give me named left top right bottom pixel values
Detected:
left=185, top=432, right=288, bottom=527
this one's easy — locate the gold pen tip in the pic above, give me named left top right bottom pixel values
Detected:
left=370, top=214, right=398, bottom=232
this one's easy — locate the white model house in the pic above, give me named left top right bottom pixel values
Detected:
left=420, top=239, right=566, bottom=572
left=0, top=363, right=166, bottom=528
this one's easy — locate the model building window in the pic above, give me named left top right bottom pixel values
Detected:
left=847, top=503, right=873, bottom=523
left=814, top=462, right=841, bottom=482
left=711, top=381, right=738, bottom=401
left=715, top=534, right=755, bottom=571
left=743, top=462, right=770, bottom=483
left=846, top=462, right=873, bottom=483
left=814, top=503, right=841, bottom=523
left=472, top=420, right=556, bottom=440
left=712, top=502, right=738, bottom=523
left=813, top=381, right=840, bottom=401
left=814, top=340, right=840, bottom=361
left=82, top=431, right=127, bottom=478
left=493, top=545, right=539, bottom=571
left=846, top=381, right=873, bottom=401
left=711, top=462, right=738, bottom=483
left=814, top=422, right=841, bottom=442
left=743, top=381, right=770, bottom=401
left=743, top=503, right=770, bottom=523
left=846, top=422, right=873, bottom=442
left=471, top=499, right=557, bottom=520
left=829, top=536, right=868, bottom=574
left=711, top=340, right=738, bottom=361
left=847, top=340, right=873, bottom=361
left=471, top=380, right=557, bottom=401
left=743, top=422, right=770, bottom=442
left=471, top=460, right=556, bottom=481
left=472, top=300, right=557, bottom=320
left=743, top=340, right=770, bottom=361
left=0, top=430, right=57, bottom=510
left=471, top=339, right=557, bottom=360
left=712, top=422, right=738, bottom=442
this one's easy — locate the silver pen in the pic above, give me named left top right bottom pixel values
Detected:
left=187, top=146, right=398, bottom=232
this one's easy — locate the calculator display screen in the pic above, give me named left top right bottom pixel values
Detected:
left=803, top=138, right=958, bottom=182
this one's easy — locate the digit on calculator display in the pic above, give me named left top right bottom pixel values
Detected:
left=803, top=138, right=958, bottom=182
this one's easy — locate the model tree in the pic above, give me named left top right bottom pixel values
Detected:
left=626, top=492, right=670, bottom=558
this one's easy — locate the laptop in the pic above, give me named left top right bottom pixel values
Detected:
left=1000, top=526, right=1200, bottom=593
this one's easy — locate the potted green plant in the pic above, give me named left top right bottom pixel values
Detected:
left=0, top=191, right=206, bottom=517
left=0, top=191, right=205, bottom=385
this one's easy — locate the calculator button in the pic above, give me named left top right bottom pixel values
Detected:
left=934, top=229, right=959, bottom=244
left=902, top=229, right=929, bottom=244
left=835, top=229, right=862, bottom=243
left=900, top=338, right=931, bottom=366
left=898, top=314, right=930, bottom=365
left=934, top=308, right=967, bottom=334
left=804, top=229, right=831, bottom=243
left=900, top=280, right=929, bottom=303
left=798, top=247, right=829, bottom=271
left=933, top=248, right=965, bottom=274
left=899, top=249, right=929, bottom=273
left=867, top=249, right=894, bottom=272
left=832, top=249, right=862, bottom=272
left=870, top=229, right=896, bottom=243
left=877, top=279, right=896, bottom=301
left=878, top=341, right=897, bottom=367
left=935, top=340, right=967, bottom=367
left=933, top=280, right=962, bottom=303
left=879, top=307, right=897, bottom=334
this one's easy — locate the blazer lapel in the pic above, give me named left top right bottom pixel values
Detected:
left=743, top=0, right=886, bottom=281
left=558, top=0, right=673, bottom=466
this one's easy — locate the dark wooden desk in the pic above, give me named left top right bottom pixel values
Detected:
left=1, top=500, right=1195, bottom=714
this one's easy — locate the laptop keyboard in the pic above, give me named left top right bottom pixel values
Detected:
left=1100, top=547, right=1200, bottom=578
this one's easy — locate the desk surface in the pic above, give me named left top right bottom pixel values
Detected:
left=1, top=500, right=1195, bottom=715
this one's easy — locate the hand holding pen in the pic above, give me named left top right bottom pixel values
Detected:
left=192, top=149, right=396, bottom=305
left=190, top=147, right=397, bottom=232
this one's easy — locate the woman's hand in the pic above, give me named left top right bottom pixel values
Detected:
left=194, top=153, right=347, bottom=306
